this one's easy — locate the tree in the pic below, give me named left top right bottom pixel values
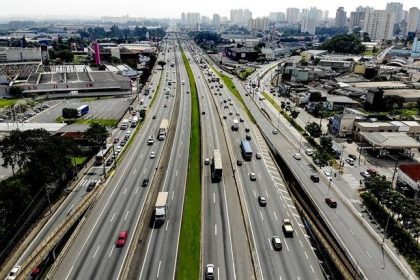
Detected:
left=157, top=60, right=166, bottom=69
left=320, top=135, right=333, bottom=154
left=62, top=108, right=78, bottom=119
left=84, top=123, right=109, bottom=148
left=9, top=86, right=24, bottom=97
left=305, top=122, right=322, bottom=138
left=364, top=175, right=391, bottom=202
left=309, top=92, right=324, bottom=102
left=321, top=33, right=366, bottom=54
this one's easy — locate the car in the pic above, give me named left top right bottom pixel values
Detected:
left=147, top=136, right=154, bottom=145
left=6, top=266, right=21, bottom=280
left=256, top=152, right=262, bottom=159
left=150, top=152, right=156, bottom=159
left=228, top=98, right=232, bottom=101
left=164, top=104, right=168, bottom=108
left=205, top=264, right=214, bottom=280
left=346, top=138, right=353, bottom=144
left=272, top=129, right=279, bottom=135
left=152, top=115, right=157, bottom=119
left=305, top=148, right=314, bottom=156
left=367, top=168, right=377, bottom=175
left=223, top=115, right=227, bottom=119
left=348, top=154, right=357, bottom=160
left=202, top=111, right=206, bottom=115
left=224, top=105, right=229, bottom=109
left=325, top=197, right=337, bottom=208
left=116, top=231, right=128, bottom=247
left=258, top=196, right=267, bottom=206
left=271, top=236, right=282, bottom=251
left=236, top=112, right=240, bottom=116
left=310, top=174, right=320, bottom=182
left=229, top=102, right=234, bottom=105
left=245, top=134, right=251, bottom=141
left=324, top=170, right=332, bottom=179
left=239, top=118, right=244, bottom=122
left=293, top=153, right=302, bottom=160
left=360, top=171, right=370, bottom=178
left=204, top=158, right=210, bottom=165
left=86, top=181, right=97, bottom=192
left=106, top=158, right=113, bottom=166
left=245, top=128, right=250, bottom=133
left=237, top=159, right=243, bottom=166
left=345, top=158, right=355, bottom=166
left=120, top=140, right=126, bottom=146
left=113, top=137, right=120, bottom=144
left=30, top=267, right=41, bottom=277
left=249, top=172, right=257, bottom=181
left=229, top=111, right=233, bottom=115
left=142, top=178, right=149, bottom=187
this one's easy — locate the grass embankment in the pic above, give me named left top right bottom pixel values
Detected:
left=210, top=66, right=256, bottom=124
left=55, top=117, right=118, bottom=128
left=0, top=99, right=17, bottom=108
left=176, top=46, right=201, bottom=280
left=236, top=67, right=255, bottom=79
left=149, top=68, right=163, bottom=108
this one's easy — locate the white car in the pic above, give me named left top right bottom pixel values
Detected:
left=249, top=172, right=257, bottom=181
left=147, top=136, right=154, bottom=145
left=305, top=148, right=314, bottom=156
left=150, top=152, right=156, bottom=159
left=116, top=146, right=122, bottom=153
left=256, top=152, right=262, bottom=159
left=205, top=264, right=214, bottom=279
left=6, top=266, right=21, bottom=280
left=293, top=153, right=302, bottom=160
left=204, top=158, right=210, bottom=165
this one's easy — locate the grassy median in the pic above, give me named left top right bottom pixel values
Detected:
left=211, top=66, right=256, bottom=124
left=176, top=46, right=201, bottom=280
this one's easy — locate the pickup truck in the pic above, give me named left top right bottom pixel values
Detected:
left=282, top=219, right=294, bottom=237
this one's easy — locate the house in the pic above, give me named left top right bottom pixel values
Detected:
left=397, top=164, right=420, bottom=199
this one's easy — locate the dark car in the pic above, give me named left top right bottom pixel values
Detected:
left=106, top=158, right=113, bottom=166
left=142, top=178, right=149, bottom=187
left=86, top=181, right=97, bottom=192
left=325, top=197, right=337, bottom=208
left=310, top=174, right=320, bottom=182
left=258, top=196, right=267, bottom=206
left=271, top=236, right=282, bottom=251
left=245, top=134, right=251, bottom=141
left=245, top=128, right=250, bottom=133
left=348, top=154, right=357, bottom=160
left=237, top=159, right=243, bottom=166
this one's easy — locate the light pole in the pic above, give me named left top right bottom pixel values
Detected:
left=327, top=178, right=332, bottom=196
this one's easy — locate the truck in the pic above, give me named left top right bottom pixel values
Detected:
left=231, top=119, right=239, bottom=131
left=158, top=119, right=169, bottom=140
left=211, top=150, right=223, bottom=183
left=131, top=116, right=139, bottom=128
left=282, top=219, right=294, bottom=237
left=77, top=105, right=89, bottom=117
left=121, top=119, right=129, bottom=130
left=155, top=192, right=168, bottom=224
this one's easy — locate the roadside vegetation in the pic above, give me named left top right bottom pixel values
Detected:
left=176, top=46, right=201, bottom=280
left=236, top=67, right=255, bottom=80
left=360, top=175, right=420, bottom=276
left=211, top=66, right=256, bottom=123
left=0, top=99, right=17, bottom=108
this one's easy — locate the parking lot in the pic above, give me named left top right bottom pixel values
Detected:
left=29, top=97, right=134, bottom=123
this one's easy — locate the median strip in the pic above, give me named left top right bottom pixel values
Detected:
left=176, top=46, right=201, bottom=280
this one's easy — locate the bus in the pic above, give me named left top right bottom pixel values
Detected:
left=95, top=144, right=113, bottom=165
left=240, top=140, right=253, bottom=161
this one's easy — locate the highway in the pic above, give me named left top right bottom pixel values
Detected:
left=185, top=45, right=254, bottom=280
left=136, top=41, right=191, bottom=280
left=191, top=43, right=325, bottom=280
left=52, top=44, right=179, bottom=279
left=230, top=65, right=413, bottom=279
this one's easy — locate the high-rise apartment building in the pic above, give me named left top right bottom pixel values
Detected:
left=386, top=2, right=404, bottom=23
left=201, top=16, right=210, bottom=25
left=181, top=13, right=186, bottom=25
left=230, top=9, right=252, bottom=25
left=301, top=7, right=322, bottom=34
left=213, top=13, right=221, bottom=26
left=248, top=17, right=269, bottom=31
left=364, top=10, right=395, bottom=41
left=286, top=8, right=300, bottom=24
left=335, top=7, right=347, bottom=27
left=269, top=12, right=286, bottom=22
left=349, top=6, right=373, bottom=28
left=407, top=7, right=420, bottom=35
left=323, top=11, right=329, bottom=21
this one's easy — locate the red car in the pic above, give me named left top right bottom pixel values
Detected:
left=113, top=138, right=120, bottom=144
left=30, top=267, right=41, bottom=277
left=367, top=168, right=377, bottom=175
left=116, top=231, right=128, bottom=247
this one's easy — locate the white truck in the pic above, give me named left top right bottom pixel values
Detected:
left=155, top=192, right=168, bottom=223
left=231, top=119, right=239, bottom=131
left=131, top=116, right=139, bottom=128
left=211, top=150, right=223, bottom=183
left=121, top=119, right=129, bottom=130
left=158, top=119, right=169, bottom=140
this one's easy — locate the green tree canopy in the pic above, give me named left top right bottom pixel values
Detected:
left=321, top=34, right=366, bottom=54
left=305, top=122, right=322, bottom=138
left=84, top=123, right=109, bottom=148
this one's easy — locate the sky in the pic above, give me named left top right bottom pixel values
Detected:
left=1, top=0, right=419, bottom=19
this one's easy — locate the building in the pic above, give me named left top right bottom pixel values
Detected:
left=323, top=11, right=329, bottom=21
left=398, top=164, right=420, bottom=199
left=301, top=7, right=323, bottom=35
left=412, top=32, right=420, bottom=57
left=363, top=10, right=395, bottom=41
left=386, top=2, right=404, bottom=23
left=406, top=7, right=420, bottom=35
left=181, top=13, right=186, bottom=25
left=335, top=7, right=347, bottom=27
left=248, top=17, right=269, bottom=31
left=349, top=6, right=373, bottom=28
left=230, top=9, right=252, bottom=25
left=0, top=47, right=41, bottom=63
left=286, top=8, right=300, bottom=24
left=224, top=47, right=258, bottom=62
left=187, top=12, right=201, bottom=28
left=213, top=13, right=221, bottom=27
left=269, top=12, right=286, bottom=22
left=201, top=16, right=210, bottom=25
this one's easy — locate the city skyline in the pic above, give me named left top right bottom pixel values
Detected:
left=1, top=0, right=420, bottom=19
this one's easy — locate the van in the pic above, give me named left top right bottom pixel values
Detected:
left=182, top=80, right=185, bottom=85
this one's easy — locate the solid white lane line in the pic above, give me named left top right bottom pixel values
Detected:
left=110, top=212, right=116, bottom=222
left=310, top=265, right=315, bottom=273
left=124, top=211, right=129, bottom=221
left=305, top=251, right=309, bottom=259
left=172, top=190, right=175, bottom=200
left=260, top=211, right=264, bottom=221
left=157, top=260, right=162, bottom=278
left=273, top=211, right=278, bottom=221
left=176, top=169, right=178, bottom=176
left=124, top=188, right=127, bottom=195
left=215, top=224, right=217, bottom=236
left=108, top=247, right=114, bottom=258
left=299, top=240, right=304, bottom=247
left=166, top=220, right=169, bottom=231
left=213, top=193, right=216, bottom=204
left=135, top=187, right=139, bottom=194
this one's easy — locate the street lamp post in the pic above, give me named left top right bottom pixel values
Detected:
left=327, top=178, right=332, bottom=196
